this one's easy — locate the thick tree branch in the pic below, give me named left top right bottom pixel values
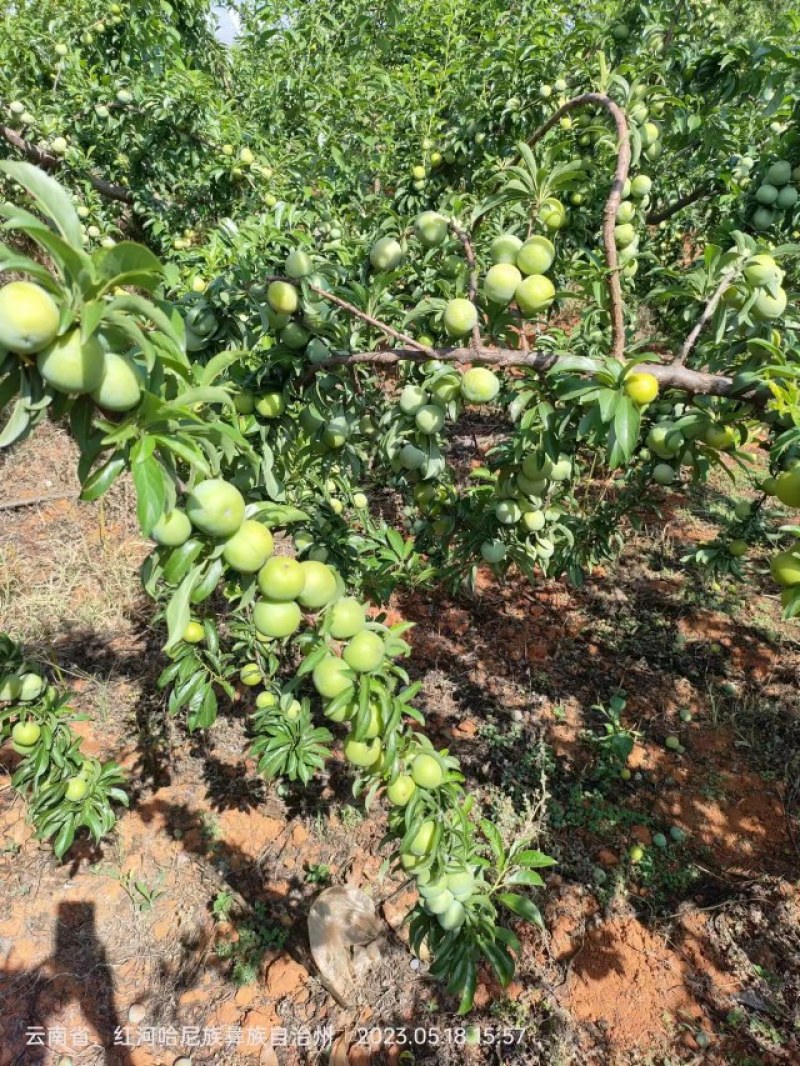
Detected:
left=645, top=184, right=713, bottom=225
left=528, top=93, right=631, bottom=361
left=1, top=124, right=134, bottom=204
left=675, top=264, right=740, bottom=366
left=300, top=345, right=765, bottom=402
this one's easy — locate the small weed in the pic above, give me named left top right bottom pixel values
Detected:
left=305, top=862, right=331, bottom=885
left=119, top=871, right=165, bottom=912
left=338, top=804, right=364, bottom=830
left=200, top=812, right=222, bottom=846
left=477, top=717, right=551, bottom=807
left=584, top=691, right=640, bottom=775
left=211, top=889, right=235, bottom=922
left=214, top=901, right=289, bottom=986
left=699, top=769, right=726, bottom=801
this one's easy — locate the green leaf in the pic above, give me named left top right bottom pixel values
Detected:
left=105, top=294, right=182, bottom=346
left=480, top=818, right=505, bottom=862
left=610, top=733, right=635, bottom=760
left=456, top=958, right=477, bottom=1015
left=0, top=205, right=90, bottom=285
left=480, top=937, right=515, bottom=987
left=506, top=868, right=545, bottom=887
left=0, top=160, right=83, bottom=247
left=131, top=447, right=166, bottom=535
left=609, top=399, right=641, bottom=468
left=0, top=243, right=61, bottom=289
left=165, top=570, right=200, bottom=651
left=171, top=385, right=235, bottom=410
left=515, top=849, right=557, bottom=868
left=187, top=685, right=218, bottom=731
left=497, top=892, right=545, bottom=930
left=246, top=502, right=309, bottom=526
left=0, top=393, right=31, bottom=448
left=163, top=539, right=205, bottom=585
left=200, top=349, right=248, bottom=385
left=53, top=817, right=77, bottom=860
left=95, top=242, right=164, bottom=293
left=80, top=452, right=127, bottom=501
left=189, top=557, right=224, bottom=603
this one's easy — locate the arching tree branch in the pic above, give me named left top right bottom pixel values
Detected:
left=1, top=124, right=134, bottom=204
left=645, top=184, right=713, bottom=225
left=528, top=93, right=631, bottom=362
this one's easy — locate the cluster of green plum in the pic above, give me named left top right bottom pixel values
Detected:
left=628, top=103, right=663, bottom=163
left=723, top=251, right=789, bottom=321
left=0, top=660, right=93, bottom=803
left=0, top=280, right=145, bottom=411
left=0, top=667, right=46, bottom=722
left=382, top=211, right=565, bottom=338
left=217, top=143, right=273, bottom=183
left=183, top=300, right=220, bottom=351
left=260, top=249, right=340, bottom=362
left=413, top=862, right=477, bottom=932
left=6, top=98, right=36, bottom=127
left=764, top=460, right=800, bottom=617
left=480, top=451, right=573, bottom=566
left=749, top=159, right=799, bottom=231
left=149, top=478, right=329, bottom=645
left=235, top=562, right=389, bottom=700
left=75, top=206, right=119, bottom=250
left=481, top=231, right=558, bottom=318
left=153, top=478, right=388, bottom=666
left=296, top=399, right=376, bottom=456
left=643, top=405, right=746, bottom=487
left=386, top=363, right=501, bottom=478
left=225, top=559, right=477, bottom=933
left=613, top=174, right=653, bottom=277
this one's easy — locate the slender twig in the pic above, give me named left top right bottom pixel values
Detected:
left=448, top=217, right=483, bottom=351
left=298, top=345, right=766, bottom=402
left=675, top=264, right=741, bottom=366
left=267, top=276, right=432, bottom=354
left=0, top=491, right=80, bottom=512
left=528, top=93, right=631, bottom=361
left=1, top=124, right=134, bottom=204
left=646, top=184, right=714, bottom=225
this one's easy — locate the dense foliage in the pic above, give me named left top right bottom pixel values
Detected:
left=1, top=0, right=799, bottom=1011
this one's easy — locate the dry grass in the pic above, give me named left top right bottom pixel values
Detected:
left=0, top=422, right=147, bottom=648
left=0, top=532, right=145, bottom=644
